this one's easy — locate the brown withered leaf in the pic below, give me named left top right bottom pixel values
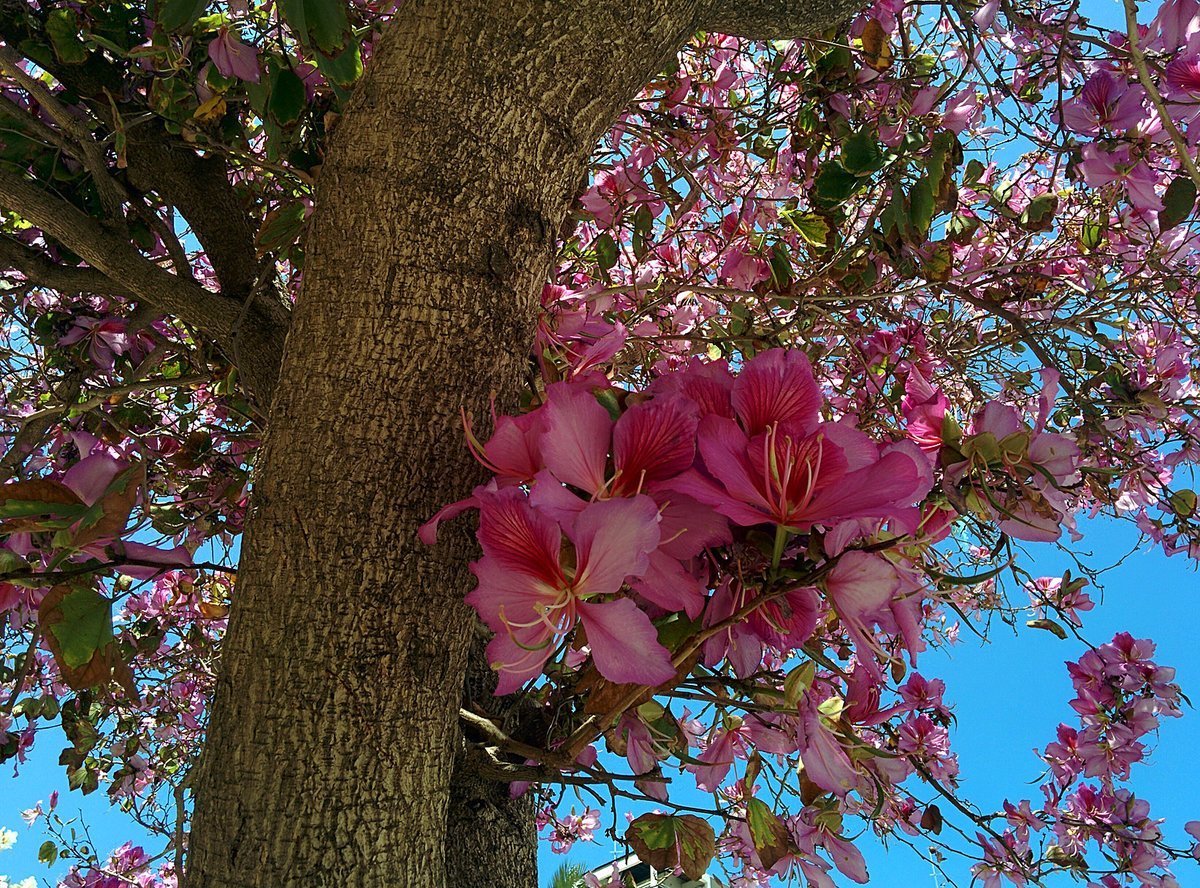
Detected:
left=0, top=479, right=84, bottom=532
left=38, top=585, right=137, bottom=699
left=626, top=813, right=716, bottom=881
left=860, top=20, right=893, bottom=71
left=74, top=462, right=144, bottom=548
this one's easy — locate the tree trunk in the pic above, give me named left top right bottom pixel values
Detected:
left=185, top=4, right=706, bottom=886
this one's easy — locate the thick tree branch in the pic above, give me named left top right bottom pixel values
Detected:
left=0, top=237, right=134, bottom=297
left=702, top=0, right=866, bottom=37
left=124, top=129, right=265, bottom=301
left=0, top=43, right=126, bottom=216
left=0, top=169, right=285, bottom=404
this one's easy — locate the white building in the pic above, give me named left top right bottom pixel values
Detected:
left=584, top=853, right=725, bottom=888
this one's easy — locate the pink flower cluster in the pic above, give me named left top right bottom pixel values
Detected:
left=976, top=634, right=1186, bottom=887
left=423, top=349, right=932, bottom=694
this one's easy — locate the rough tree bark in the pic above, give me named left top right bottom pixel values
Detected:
left=185, top=2, right=860, bottom=887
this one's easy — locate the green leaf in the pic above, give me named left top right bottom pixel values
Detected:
left=593, top=388, right=622, bottom=421
left=908, top=176, right=935, bottom=239
left=924, top=240, right=953, bottom=281
left=1018, top=193, right=1058, bottom=232
left=1026, top=617, right=1068, bottom=640
left=49, top=588, right=114, bottom=669
left=1169, top=488, right=1197, bottom=518
left=745, top=799, right=792, bottom=869
left=1160, top=175, right=1197, bottom=231
left=38, top=840, right=58, bottom=866
left=278, top=0, right=351, bottom=54
left=783, top=660, right=816, bottom=707
left=632, top=204, right=654, bottom=260
left=594, top=232, right=619, bottom=270
left=46, top=9, right=89, bottom=64
left=814, top=161, right=861, bottom=206
left=841, top=129, right=883, bottom=175
left=267, top=68, right=307, bottom=126
left=315, top=39, right=363, bottom=89
left=256, top=201, right=307, bottom=255
left=1080, top=220, right=1106, bottom=252
left=768, top=242, right=794, bottom=288
left=925, top=130, right=961, bottom=197
left=782, top=210, right=828, bottom=246
left=626, top=813, right=716, bottom=881
left=157, top=0, right=209, bottom=32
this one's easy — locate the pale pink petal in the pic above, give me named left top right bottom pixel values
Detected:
left=997, top=498, right=1063, bottom=542
left=801, top=711, right=859, bottom=796
left=825, top=551, right=899, bottom=622
left=654, top=492, right=731, bottom=559
left=824, top=833, right=869, bottom=883
left=571, top=496, right=661, bottom=596
left=114, top=542, right=193, bottom=580
left=62, top=453, right=128, bottom=505
left=527, top=470, right=587, bottom=532
left=630, top=549, right=706, bottom=618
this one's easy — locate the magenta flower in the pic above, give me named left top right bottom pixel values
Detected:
left=901, top=367, right=948, bottom=455
left=208, top=27, right=260, bottom=84
left=1061, top=71, right=1146, bottom=134
left=59, top=317, right=131, bottom=374
left=540, top=381, right=700, bottom=498
left=1148, top=0, right=1200, bottom=53
left=465, top=490, right=676, bottom=693
left=663, top=350, right=930, bottom=531
left=1164, top=53, right=1200, bottom=99
left=672, top=416, right=928, bottom=531
left=1078, top=143, right=1162, bottom=213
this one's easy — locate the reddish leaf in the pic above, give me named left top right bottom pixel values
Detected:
left=0, top=479, right=85, bottom=531
left=38, top=585, right=130, bottom=694
left=74, top=463, right=144, bottom=548
left=626, top=813, right=715, bottom=881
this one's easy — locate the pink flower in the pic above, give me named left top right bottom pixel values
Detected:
left=665, top=350, right=930, bottom=531
left=720, top=246, right=770, bottom=290
left=1061, top=71, right=1146, bottom=134
left=1078, top=143, right=1163, bottom=213
left=208, top=28, right=260, bottom=83
left=465, top=490, right=676, bottom=693
left=1147, top=0, right=1200, bottom=52
left=941, top=88, right=982, bottom=133
left=1164, top=53, right=1200, bottom=99
left=902, top=368, right=948, bottom=455
left=59, top=317, right=131, bottom=374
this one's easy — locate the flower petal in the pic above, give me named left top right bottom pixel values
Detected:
left=578, top=598, right=675, bottom=686
left=732, top=348, right=822, bottom=437
left=541, top=382, right=613, bottom=494
left=571, top=495, right=661, bottom=596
